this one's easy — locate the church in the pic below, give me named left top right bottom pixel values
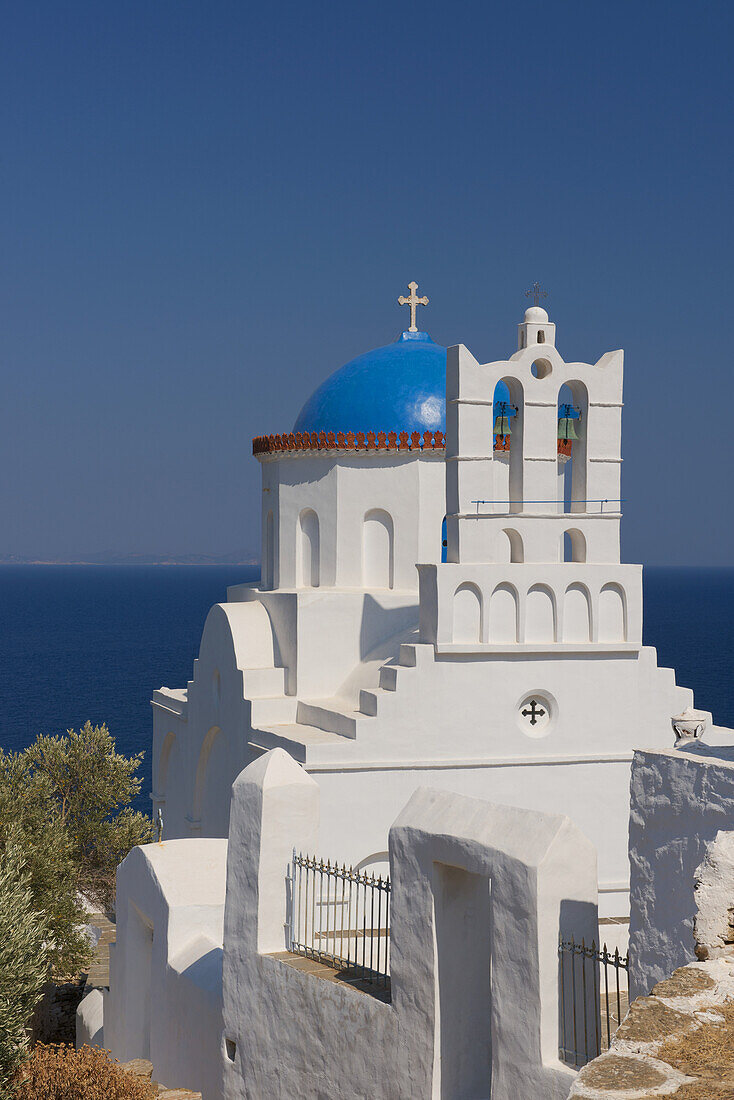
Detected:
left=150, top=283, right=703, bottom=919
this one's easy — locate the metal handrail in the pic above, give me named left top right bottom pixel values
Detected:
left=469, top=498, right=624, bottom=515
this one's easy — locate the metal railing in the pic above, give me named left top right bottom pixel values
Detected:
left=559, top=936, right=629, bottom=1068
left=287, top=851, right=391, bottom=988
left=469, top=499, right=624, bottom=515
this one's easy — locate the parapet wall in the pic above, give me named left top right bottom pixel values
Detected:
left=628, top=743, right=734, bottom=999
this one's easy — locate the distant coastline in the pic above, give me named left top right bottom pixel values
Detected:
left=0, top=552, right=259, bottom=566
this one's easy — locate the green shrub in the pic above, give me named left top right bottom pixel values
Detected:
left=0, top=754, right=90, bottom=978
left=23, top=722, right=154, bottom=911
left=0, top=849, right=51, bottom=1090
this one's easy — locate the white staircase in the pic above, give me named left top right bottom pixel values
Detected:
left=247, top=639, right=431, bottom=764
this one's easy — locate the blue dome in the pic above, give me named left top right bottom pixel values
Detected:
left=293, top=331, right=447, bottom=435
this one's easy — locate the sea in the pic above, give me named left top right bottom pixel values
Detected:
left=1, top=564, right=733, bottom=817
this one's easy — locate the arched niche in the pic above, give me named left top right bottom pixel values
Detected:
left=158, top=731, right=176, bottom=795
left=493, top=377, right=524, bottom=513
left=563, top=583, right=591, bottom=643
left=562, top=528, right=587, bottom=563
left=263, top=510, right=274, bottom=588
left=557, top=380, right=588, bottom=514
left=363, top=509, right=394, bottom=589
left=488, top=583, right=518, bottom=644
left=525, top=584, right=556, bottom=643
left=453, top=582, right=482, bottom=644
left=598, top=583, right=627, bottom=642
left=495, top=528, right=524, bottom=563
left=297, top=509, right=320, bottom=588
left=193, top=726, right=230, bottom=838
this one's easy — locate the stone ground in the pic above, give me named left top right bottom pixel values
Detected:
left=119, top=1058, right=202, bottom=1099
left=568, top=953, right=734, bottom=1098
left=84, top=910, right=116, bottom=991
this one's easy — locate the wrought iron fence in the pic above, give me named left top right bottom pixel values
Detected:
left=287, top=851, right=390, bottom=987
left=559, top=936, right=629, bottom=1068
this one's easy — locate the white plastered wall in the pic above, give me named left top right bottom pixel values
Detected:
left=222, top=749, right=597, bottom=1100
left=104, top=839, right=227, bottom=1099
left=152, top=602, right=280, bottom=840
left=628, top=742, right=734, bottom=998
left=283, top=640, right=691, bottom=917
left=258, top=450, right=445, bottom=591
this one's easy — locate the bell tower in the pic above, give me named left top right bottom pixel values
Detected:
left=423, top=302, right=637, bottom=650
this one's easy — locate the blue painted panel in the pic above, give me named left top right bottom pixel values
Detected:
left=293, top=331, right=447, bottom=434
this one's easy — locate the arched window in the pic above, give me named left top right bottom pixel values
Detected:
left=297, top=509, right=320, bottom=587
left=441, top=515, right=448, bottom=564
left=363, top=509, right=394, bottom=589
left=453, top=583, right=482, bottom=643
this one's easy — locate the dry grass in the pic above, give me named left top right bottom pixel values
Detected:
left=13, top=1044, right=152, bottom=1100
left=658, top=1000, right=734, bottom=1082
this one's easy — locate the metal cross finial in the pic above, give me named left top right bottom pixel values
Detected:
left=525, top=281, right=548, bottom=307
left=398, top=281, right=429, bottom=332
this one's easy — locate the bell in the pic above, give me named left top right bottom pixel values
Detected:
left=557, top=416, right=579, bottom=441
left=493, top=415, right=512, bottom=436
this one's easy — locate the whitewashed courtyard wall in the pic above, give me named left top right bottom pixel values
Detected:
left=104, top=838, right=228, bottom=1100
left=628, top=743, right=734, bottom=999
left=222, top=749, right=597, bottom=1100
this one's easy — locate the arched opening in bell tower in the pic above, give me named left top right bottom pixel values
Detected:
left=557, top=381, right=588, bottom=514
left=493, top=378, right=523, bottom=513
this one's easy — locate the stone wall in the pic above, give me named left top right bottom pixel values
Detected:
left=628, top=743, right=734, bottom=998
left=568, top=953, right=734, bottom=1099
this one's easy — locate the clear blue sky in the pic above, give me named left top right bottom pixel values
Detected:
left=1, top=0, right=731, bottom=564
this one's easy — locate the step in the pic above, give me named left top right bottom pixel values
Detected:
left=358, top=689, right=379, bottom=716
left=378, top=665, right=399, bottom=691
left=249, top=723, right=348, bottom=763
left=398, top=642, right=434, bottom=668
left=297, top=700, right=365, bottom=739
left=359, top=688, right=400, bottom=717
left=242, top=667, right=287, bottom=698
left=249, top=696, right=298, bottom=726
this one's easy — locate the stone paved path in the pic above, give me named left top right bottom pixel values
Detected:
left=84, top=911, right=116, bottom=991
